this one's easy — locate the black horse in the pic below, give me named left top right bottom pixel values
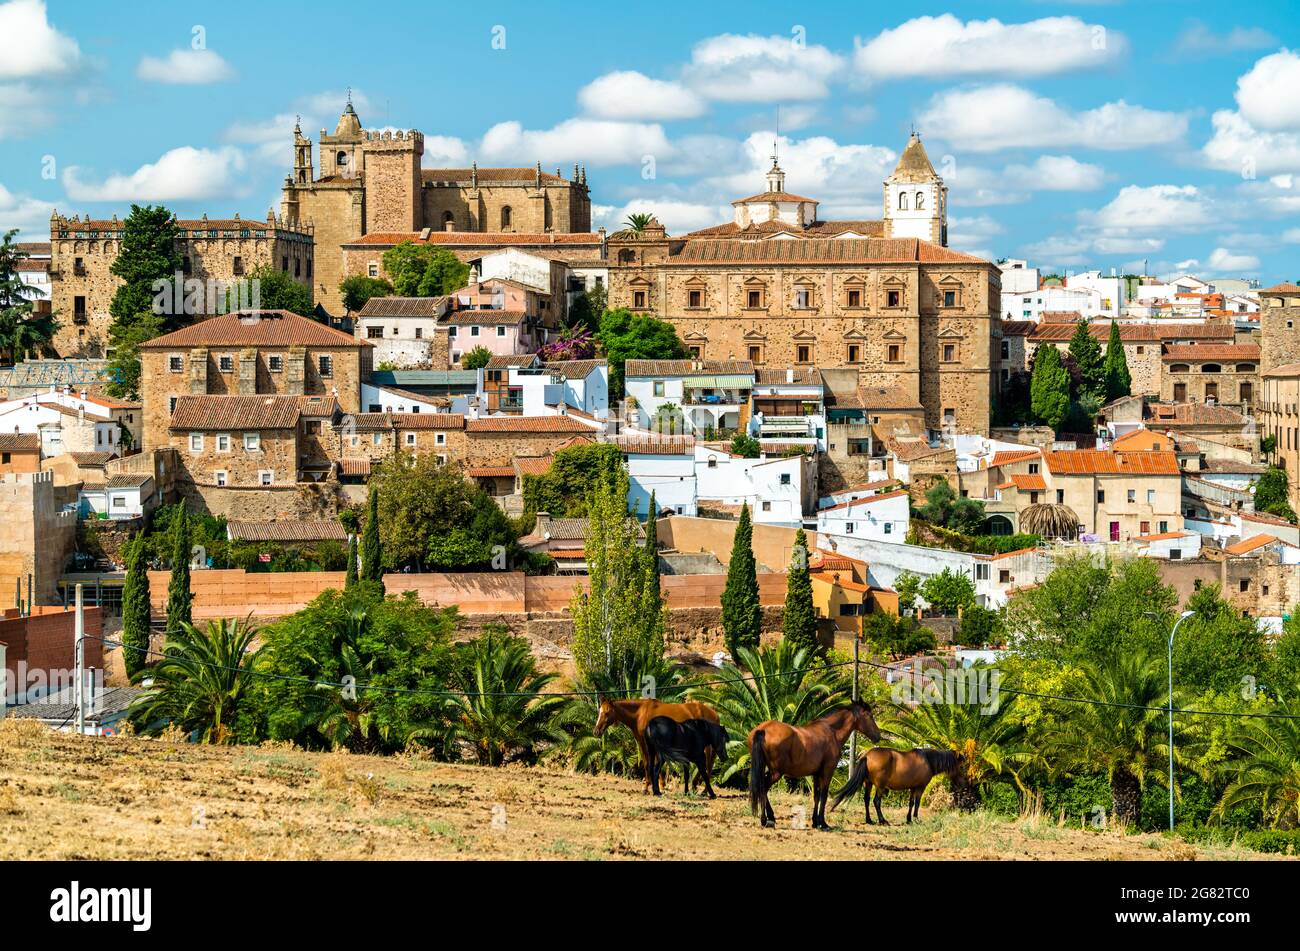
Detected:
left=645, top=716, right=729, bottom=799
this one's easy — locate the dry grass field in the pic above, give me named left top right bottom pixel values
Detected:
left=0, top=719, right=1280, bottom=861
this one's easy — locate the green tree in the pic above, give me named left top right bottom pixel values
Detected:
left=721, top=503, right=762, bottom=658
left=1254, top=467, right=1297, bottom=523
left=381, top=242, right=469, bottom=297
left=1176, top=585, right=1268, bottom=692
left=625, top=212, right=654, bottom=232
left=344, top=533, right=358, bottom=590
left=1102, top=319, right=1132, bottom=402
left=595, top=307, right=687, bottom=396
left=919, top=567, right=977, bottom=615
left=1067, top=318, right=1104, bottom=399
left=165, top=504, right=192, bottom=637
left=1030, top=344, right=1070, bottom=430
left=894, top=571, right=921, bottom=612
left=120, top=536, right=152, bottom=678
left=460, top=345, right=493, bottom=370
left=959, top=604, right=1003, bottom=647
left=1271, top=612, right=1300, bottom=691
left=568, top=284, right=607, bottom=332
left=436, top=630, right=566, bottom=766
left=338, top=274, right=393, bottom=314
left=105, top=312, right=166, bottom=400
left=128, top=618, right=262, bottom=743
left=0, top=229, right=58, bottom=361
left=782, top=529, right=818, bottom=655
left=521, top=442, right=623, bottom=518
left=1215, top=690, right=1300, bottom=828
left=360, top=483, right=384, bottom=586
left=570, top=466, right=663, bottom=684
left=730, top=432, right=760, bottom=458
left=919, top=480, right=956, bottom=525
left=947, top=496, right=988, bottom=535
left=862, top=612, right=937, bottom=658
left=225, top=263, right=313, bottom=316
left=642, top=490, right=662, bottom=629
left=106, top=206, right=181, bottom=397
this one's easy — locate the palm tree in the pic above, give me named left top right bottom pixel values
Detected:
left=625, top=212, right=654, bottom=233
left=690, top=640, right=848, bottom=784
left=304, top=606, right=393, bottom=753
left=1020, top=503, right=1079, bottom=540
left=885, top=674, right=1033, bottom=810
left=128, top=617, right=261, bottom=744
left=1214, top=690, right=1300, bottom=828
left=1040, top=650, right=1175, bottom=825
left=438, top=631, right=566, bottom=766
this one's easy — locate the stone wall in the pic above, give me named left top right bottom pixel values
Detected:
left=176, top=480, right=349, bottom=522
left=0, top=471, right=77, bottom=608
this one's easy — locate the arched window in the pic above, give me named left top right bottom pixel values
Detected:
left=1170, top=364, right=1190, bottom=373
left=443, top=211, right=455, bottom=226
left=336, top=150, right=349, bottom=167
left=915, top=191, right=925, bottom=210
left=618, top=249, right=635, bottom=264
left=1202, top=363, right=1222, bottom=374
left=898, top=191, right=909, bottom=211
left=500, top=206, right=512, bottom=229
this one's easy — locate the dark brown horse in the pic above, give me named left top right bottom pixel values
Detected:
left=748, top=701, right=881, bottom=830
left=831, top=747, right=961, bottom=825
left=594, top=697, right=721, bottom=792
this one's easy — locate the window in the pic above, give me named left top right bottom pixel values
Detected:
left=1127, top=488, right=1136, bottom=503
left=232, top=256, right=244, bottom=276
left=214, top=470, right=228, bottom=487
left=975, top=564, right=990, bottom=581
left=845, top=522, right=855, bottom=534
left=748, top=345, right=762, bottom=363
left=281, top=256, right=289, bottom=271
left=260, top=470, right=273, bottom=486
left=74, top=295, right=86, bottom=318
left=1097, top=489, right=1105, bottom=503
left=269, top=355, right=283, bottom=372
left=846, top=289, right=862, bottom=308
left=747, top=290, right=762, bottom=308
left=943, top=290, right=956, bottom=308
left=470, top=326, right=480, bottom=337
left=111, top=495, right=127, bottom=510
left=216, top=434, right=231, bottom=453
left=999, top=570, right=1011, bottom=584
left=942, top=343, right=957, bottom=362
left=501, top=206, right=512, bottom=229
left=0, top=452, right=9, bottom=464
left=435, top=433, right=446, bottom=446
left=796, top=345, right=811, bottom=364
left=1147, top=489, right=1155, bottom=504
left=189, top=433, right=204, bottom=452
left=1030, top=492, right=1040, bottom=504
left=244, top=433, right=260, bottom=452
left=898, top=192, right=909, bottom=210
left=886, top=290, right=901, bottom=308
left=688, top=289, right=702, bottom=308
left=169, top=397, right=178, bottom=413
left=496, top=325, right=506, bottom=337
left=1056, top=489, right=1065, bottom=504
left=794, top=287, right=811, bottom=308
left=448, top=326, right=458, bottom=338
left=653, top=381, right=665, bottom=397
left=1159, top=521, right=1168, bottom=533
left=915, top=192, right=925, bottom=210
left=372, top=433, right=383, bottom=446
left=1028, top=462, right=1040, bottom=474
left=780, top=473, right=792, bottom=485
left=1240, top=578, right=1250, bottom=593
left=847, top=344, right=861, bottom=363
left=1141, top=521, right=1150, bottom=536
left=168, top=355, right=183, bottom=373
left=405, top=433, right=417, bottom=447
left=368, top=263, right=379, bottom=278
left=414, top=327, right=423, bottom=340
left=319, top=355, right=333, bottom=377
left=887, top=344, right=902, bottom=362
left=219, top=355, right=233, bottom=372
left=884, top=523, right=893, bottom=535
left=367, top=326, right=383, bottom=339
left=1000, top=341, right=1010, bottom=359
left=633, top=291, right=647, bottom=309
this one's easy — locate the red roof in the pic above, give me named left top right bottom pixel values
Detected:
left=140, top=310, right=364, bottom=349
left=1009, top=473, right=1047, bottom=491
left=1162, top=344, right=1260, bottom=362
left=989, top=449, right=1041, bottom=468
left=466, top=416, right=594, bottom=434
left=818, top=489, right=910, bottom=513
left=1044, top=450, right=1180, bottom=476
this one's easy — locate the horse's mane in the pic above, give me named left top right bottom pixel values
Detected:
left=919, top=748, right=959, bottom=773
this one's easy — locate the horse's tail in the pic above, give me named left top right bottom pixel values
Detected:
left=748, top=730, right=766, bottom=815
left=831, top=754, right=870, bottom=813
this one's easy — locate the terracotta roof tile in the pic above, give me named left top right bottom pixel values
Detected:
left=347, top=231, right=602, bottom=247
left=1009, top=473, right=1047, bottom=491
left=465, top=466, right=516, bottom=478
left=613, top=434, right=695, bottom=454
left=141, top=310, right=365, bottom=349
left=0, top=433, right=40, bottom=451
left=1162, top=344, right=1260, bottom=361
left=818, top=489, right=910, bottom=513
left=228, top=520, right=348, bottom=542
left=989, top=449, right=1041, bottom=467
left=169, top=395, right=302, bottom=431
left=466, top=416, right=594, bottom=434
left=671, top=237, right=988, bottom=266
left=1044, top=449, right=1180, bottom=476
left=1225, top=534, right=1285, bottom=555
left=357, top=296, right=448, bottom=318
left=624, top=359, right=754, bottom=377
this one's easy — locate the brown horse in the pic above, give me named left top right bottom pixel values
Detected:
left=748, top=701, right=881, bottom=830
left=831, top=747, right=960, bottom=825
left=594, top=697, right=721, bottom=793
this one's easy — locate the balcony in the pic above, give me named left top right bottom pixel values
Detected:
left=682, top=388, right=748, bottom=407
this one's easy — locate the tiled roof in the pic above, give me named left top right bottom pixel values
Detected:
left=296, top=395, right=340, bottom=418
left=68, top=450, right=114, bottom=465
left=423, top=167, right=570, bottom=184
left=1148, top=403, right=1250, bottom=427
left=466, top=415, right=594, bottom=433
left=1162, top=344, right=1260, bottom=361
left=988, top=449, right=1041, bottom=467
left=1044, top=449, right=1180, bottom=476
left=614, top=434, right=695, bottom=454
left=513, top=455, right=555, bottom=476
left=1135, top=531, right=1193, bottom=543
left=1030, top=322, right=1234, bottom=344
left=106, top=473, right=153, bottom=489
left=347, top=231, right=602, bottom=247
left=1260, top=283, right=1300, bottom=294
left=9, top=685, right=142, bottom=722
left=859, top=385, right=924, bottom=410
left=671, top=237, right=988, bottom=266
left=466, top=466, right=516, bottom=478
left=1111, top=429, right=1173, bottom=451
left=732, top=189, right=820, bottom=204
left=337, top=458, right=371, bottom=477
left=357, top=296, right=448, bottom=318
left=755, top=368, right=821, bottom=385
left=0, top=433, right=39, bottom=451
left=140, top=310, right=365, bottom=349
left=228, top=520, right=349, bottom=542
left=1041, top=311, right=1083, bottom=322
left=1241, top=510, right=1296, bottom=527
left=888, top=134, right=941, bottom=183
left=542, top=359, right=607, bottom=379
left=169, top=395, right=302, bottom=431
left=486, top=354, right=539, bottom=369
left=349, top=412, right=464, bottom=431
left=533, top=518, right=645, bottom=541
left=1225, top=534, right=1285, bottom=555
left=442, top=310, right=526, bottom=325
left=818, top=489, right=910, bottom=513
left=683, top=219, right=885, bottom=240
left=827, top=478, right=900, bottom=495
left=1009, top=473, right=1047, bottom=491
left=999, top=320, right=1037, bottom=337
left=887, top=438, right=948, bottom=462
left=625, top=359, right=754, bottom=377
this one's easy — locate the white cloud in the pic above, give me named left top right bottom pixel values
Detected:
left=948, top=214, right=1004, bottom=255
left=855, top=15, right=1123, bottom=81
left=0, top=180, right=56, bottom=239
left=1206, top=247, right=1261, bottom=272
left=1235, top=49, right=1300, bottom=131
left=0, top=82, right=54, bottom=139
left=593, top=198, right=730, bottom=235
left=1284, top=228, right=1300, bottom=243
left=1202, top=109, right=1300, bottom=176
left=136, top=48, right=236, bottom=85
left=1082, top=184, right=1214, bottom=236
left=222, top=90, right=377, bottom=165
left=1020, top=235, right=1092, bottom=268
left=420, top=135, right=470, bottom=168
left=63, top=146, right=247, bottom=202
left=578, top=71, right=705, bottom=120
left=920, top=84, right=1186, bottom=152
left=1002, top=155, right=1105, bottom=191
left=0, top=0, right=80, bottom=80
left=479, top=118, right=672, bottom=167
left=1174, top=22, right=1275, bottom=56
left=682, top=33, right=845, bottom=102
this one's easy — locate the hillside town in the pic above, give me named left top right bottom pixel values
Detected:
left=3, top=3, right=1300, bottom=881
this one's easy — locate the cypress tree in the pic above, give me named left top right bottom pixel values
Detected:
left=345, top=533, right=358, bottom=589
left=721, top=503, right=762, bottom=658
left=1030, top=344, right=1070, bottom=431
left=361, top=484, right=384, bottom=591
left=1102, top=319, right=1132, bottom=403
left=120, top=535, right=152, bottom=678
left=644, top=490, right=660, bottom=603
left=165, top=504, right=192, bottom=637
left=782, top=528, right=818, bottom=654
left=1067, top=318, right=1103, bottom=399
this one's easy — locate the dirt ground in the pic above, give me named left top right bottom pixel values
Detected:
left=0, top=721, right=1279, bottom=861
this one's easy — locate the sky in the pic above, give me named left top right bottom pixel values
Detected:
left=2, top=0, right=1299, bottom=284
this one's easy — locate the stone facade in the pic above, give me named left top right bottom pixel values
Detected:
left=0, top=471, right=77, bottom=606
left=48, top=212, right=313, bottom=358
left=1261, top=364, right=1300, bottom=513
left=1161, top=345, right=1259, bottom=411
left=1259, top=283, right=1300, bottom=373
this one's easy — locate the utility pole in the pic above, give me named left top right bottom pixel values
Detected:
left=849, top=636, right=860, bottom=766
left=74, top=583, right=85, bottom=736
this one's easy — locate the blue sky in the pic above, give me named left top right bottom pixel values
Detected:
left=2, top=0, right=1299, bottom=283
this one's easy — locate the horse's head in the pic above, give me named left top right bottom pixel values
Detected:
left=850, top=700, right=882, bottom=742
left=593, top=696, right=615, bottom=736
left=711, top=723, right=730, bottom=754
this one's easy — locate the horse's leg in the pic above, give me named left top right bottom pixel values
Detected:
left=638, top=733, right=652, bottom=792
left=681, top=761, right=692, bottom=797
left=905, top=789, right=915, bottom=824
left=874, top=788, right=889, bottom=825
left=648, top=747, right=662, bottom=796
left=863, top=779, right=874, bottom=825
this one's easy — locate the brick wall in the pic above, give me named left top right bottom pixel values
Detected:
left=1, top=606, right=104, bottom=702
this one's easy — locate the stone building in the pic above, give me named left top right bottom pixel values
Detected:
left=137, top=309, right=372, bottom=450
left=603, top=134, right=998, bottom=435
left=332, top=412, right=468, bottom=470
left=0, top=471, right=77, bottom=606
left=281, top=101, right=592, bottom=315
left=1160, top=343, right=1259, bottom=411
left=1260, top=363, right=1300, bottom=513
left=1259, top=283, right=1300, bottom=373
left=463, top=416, right=600, bottom=468
left=47, top=211, right=313, bottom=358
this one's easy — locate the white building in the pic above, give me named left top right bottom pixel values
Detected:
left=624, top=359, right=754, bottom=435
left=618, top=434, right=696, bottom=517
left=815, top=489, right=910, bottom=542
left=694, top=445, right=806, bottom=526
left=355, top=296, right=450, bottom=368
left=750, top=368, right=826, bottom=452
left=80, top=473, right=154, bottom=520
left=0, top=392, right=121, bottom=456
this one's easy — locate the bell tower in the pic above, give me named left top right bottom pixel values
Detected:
left=884, top=132, right=947, bottom=246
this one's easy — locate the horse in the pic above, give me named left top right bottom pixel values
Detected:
left=831, top=747, right=961, bottom=825
left=748, top=700, right=881, bottom=830
left=594, top=697, right=721, bottom=793
left=645, top=717, right=730, bottom=799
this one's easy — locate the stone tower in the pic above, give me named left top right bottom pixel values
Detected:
left=362, top=128, right=424, bottom=234
left=1260, top=283, right=1300, bottom=372
left=883, top=132, right=947, bottom=246
left=321, top=99, right=364, bottom=181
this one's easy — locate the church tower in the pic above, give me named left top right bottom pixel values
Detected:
left=883, top=132, right=947, bottom=246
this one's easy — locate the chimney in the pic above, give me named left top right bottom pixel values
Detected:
left=536, top=512, right=551, bottom=539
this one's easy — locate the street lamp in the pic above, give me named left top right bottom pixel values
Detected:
left=1148, top=608, right=1195, bottom=831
